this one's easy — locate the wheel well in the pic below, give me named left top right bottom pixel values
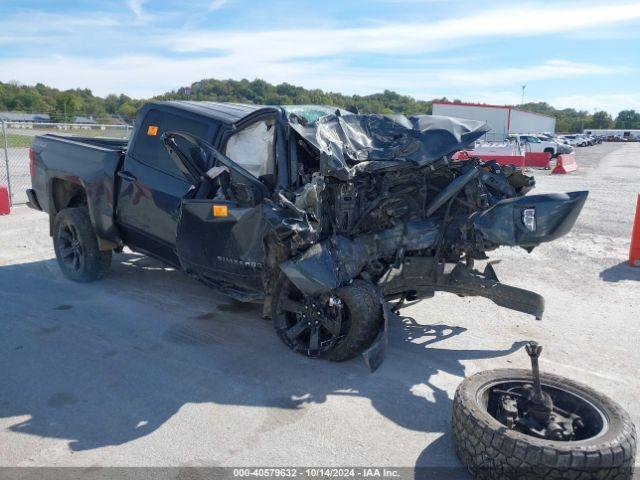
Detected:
left=49, top=179, right=87, bottom=235
left=543, top=147, right=555, bottom=153
left=51, top=178, right=87, bottom=212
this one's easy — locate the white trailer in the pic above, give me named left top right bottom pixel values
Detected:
left=584, top=129, right=640, bottom=139
left=432, top=102, right=556, bottom=142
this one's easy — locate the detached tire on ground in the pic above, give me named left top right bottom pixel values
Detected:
left=53, top=207, right=112, bottom=282
left=453, top=369, right=636, bottom=480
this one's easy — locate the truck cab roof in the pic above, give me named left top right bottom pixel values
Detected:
left=146, top=101, right=348, bottom=127
left=148, top=101, right=278, bottom=126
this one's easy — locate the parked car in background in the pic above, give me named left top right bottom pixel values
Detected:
left=560, top=135, right=585, bottom=147
left=579, top=134, right=595, bottom=146
left=507, top=134, right=572, bottom=157
left=533, top=134, right=574, bottom=155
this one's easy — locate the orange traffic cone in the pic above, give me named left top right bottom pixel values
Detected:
left=630, top=194, right=640, bottom=267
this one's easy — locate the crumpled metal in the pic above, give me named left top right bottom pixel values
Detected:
left=289, top=113, right=489, bottom=180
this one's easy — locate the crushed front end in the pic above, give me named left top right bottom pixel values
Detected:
left=270, top=112, right=587, bottom=368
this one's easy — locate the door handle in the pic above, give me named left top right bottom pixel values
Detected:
left=118, top=171, right=137, bottom=182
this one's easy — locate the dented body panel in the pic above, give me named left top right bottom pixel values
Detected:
left=29, top=101, right=589, bottom=369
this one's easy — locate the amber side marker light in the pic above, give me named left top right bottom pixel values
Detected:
left=147, top=125, right=159, bottom=136
left=212, top=205, right=228, bottom=217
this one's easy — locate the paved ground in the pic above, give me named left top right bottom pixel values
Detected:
left=0, top=143, right=639, bottom=471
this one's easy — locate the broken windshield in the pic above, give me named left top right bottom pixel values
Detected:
left=282, top=105, right=350, bottom=124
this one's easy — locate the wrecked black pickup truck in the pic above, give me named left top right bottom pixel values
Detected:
left=27, top=102, right=587, bottom=369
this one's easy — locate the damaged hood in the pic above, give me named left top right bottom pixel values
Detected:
left=289, top=113, right=489, bottom=180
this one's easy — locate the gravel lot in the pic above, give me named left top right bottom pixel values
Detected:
left=0, top=143, right=638, bottom=472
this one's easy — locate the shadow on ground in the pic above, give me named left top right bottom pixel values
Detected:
left=599, top=261, right=640, bottom=282
left=0, top=253, right=525, bottom=469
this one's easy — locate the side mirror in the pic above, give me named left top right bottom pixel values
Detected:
left=258, top=173, right=276, bottom=191
left=228, top=181, right=264, bottom=207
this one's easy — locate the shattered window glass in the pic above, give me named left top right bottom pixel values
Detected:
left=282, top=105, right=350, bottom=124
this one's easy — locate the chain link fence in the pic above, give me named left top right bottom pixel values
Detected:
left=0, top=120, right=132, bottom=205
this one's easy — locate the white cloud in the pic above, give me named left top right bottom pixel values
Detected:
left=331, top=60, right=617, bottom=92
left=0, top=54, right=344, bottom=99
left=0, top=54, right=617, bottom=107
left=0, top=1, right=638, bottom=115
left=127, top=0, right=150, bottom=21
left=167, top=2, right=640, bottom=59
left=0, top=10, right=122, bottom=42
left=551, top=94, right=640, bottom=116
left=209, top=0, right=229, bottom=11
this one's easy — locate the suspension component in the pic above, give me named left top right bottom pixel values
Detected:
left=525, top=341, right=544, bottom=401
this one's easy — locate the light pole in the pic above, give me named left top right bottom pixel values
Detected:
left=521, top=85, right=526, bottom=105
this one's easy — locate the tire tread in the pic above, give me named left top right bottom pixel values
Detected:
left=452, top=369, right=636, bottom=480
left=53, top=207, right=112, bottom=282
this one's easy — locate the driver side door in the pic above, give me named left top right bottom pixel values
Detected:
left=164, top=132, right=272, bottom=298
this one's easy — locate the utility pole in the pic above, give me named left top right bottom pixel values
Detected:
left=521, top=85, right=526, bottom=105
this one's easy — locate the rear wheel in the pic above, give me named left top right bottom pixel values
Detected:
left=272, top=278, right=382, bottom=361
left=53, top=207, right=112, bottom=282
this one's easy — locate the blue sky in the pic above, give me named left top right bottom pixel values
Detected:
left=1, top=0, right=639, bottom=115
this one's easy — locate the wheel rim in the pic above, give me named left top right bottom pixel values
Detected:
left=275, top=281, right=346, bottom=357
left=479, top=380, right=609, bottom=441
left=58, top=222, right=84, bottom=272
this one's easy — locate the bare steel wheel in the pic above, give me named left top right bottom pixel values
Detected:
left=272, top=277, right=382, bottom=361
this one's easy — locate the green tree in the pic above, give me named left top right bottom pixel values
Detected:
left=1, top=79, right=638, bottom=131
left=590, top=111, right=613, bottom=129
left=52, top=93, right=81, bottom=122
left=117, top=102, right=138, bottom=119
left=615, top=110, right=640, bottom=129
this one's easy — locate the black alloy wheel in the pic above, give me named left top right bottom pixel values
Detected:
left=53, top=207, right=112, bottom=282
left=273, top=279, right=344, bottom=357
left=58, top=222, right=84, bottom=273
left=272, top=278, right=382, bottom=361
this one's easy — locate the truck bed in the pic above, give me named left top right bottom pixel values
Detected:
left=36, top=133, right=129, bottom=152
left=29, top=133, right=129, bottom=243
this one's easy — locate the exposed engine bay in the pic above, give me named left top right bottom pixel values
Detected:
left=163, top=109, right=588, bottom=370
left=272, top=113, right=586, bottom=309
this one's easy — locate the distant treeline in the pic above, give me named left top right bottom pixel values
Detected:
left=1, top=79, right=639, bottom=131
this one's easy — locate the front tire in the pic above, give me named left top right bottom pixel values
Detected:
left=53, top=207, right=112, bottom=282
left=453, top=369, right=636, bottom=480
left=272, top=278, right=382, bottom=362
